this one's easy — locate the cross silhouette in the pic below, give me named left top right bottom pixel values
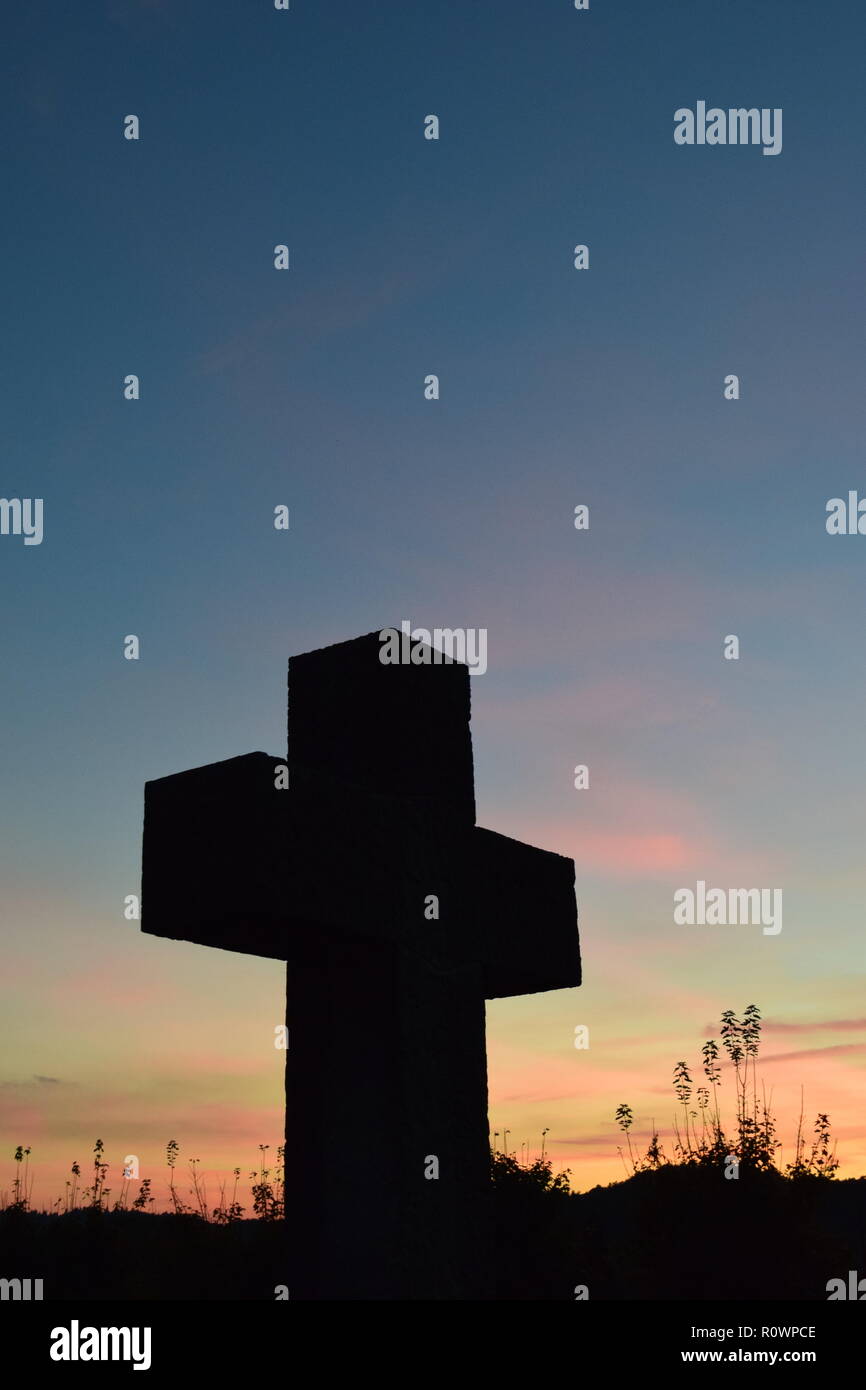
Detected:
left=142, top=629, right=580, bottom=1299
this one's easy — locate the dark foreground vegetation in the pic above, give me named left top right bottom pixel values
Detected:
left=4, top=1007, right=863, bottom=1299
left=2, top=1162, right=864, bottom=1300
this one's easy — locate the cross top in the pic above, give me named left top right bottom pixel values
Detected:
left=144, top=630, right=580, bottom=996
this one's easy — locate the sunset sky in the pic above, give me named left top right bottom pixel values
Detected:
left=2, top=0, right=866, bottom=1211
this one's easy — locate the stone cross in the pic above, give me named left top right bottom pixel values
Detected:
left=141, top=630, right=580, bottom=1299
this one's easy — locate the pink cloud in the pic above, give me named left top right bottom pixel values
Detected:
left=762, top=1018, right=866, bottom=1034
left=760, top=1043, right=866, bottom=1064
left=573, top=830, right=695, bottom=875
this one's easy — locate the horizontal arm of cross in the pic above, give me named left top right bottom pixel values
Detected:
left=142, top=752, right=580, bottom=1000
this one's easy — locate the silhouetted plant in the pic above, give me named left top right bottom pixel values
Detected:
left=84, top=1140, right=109, bottom=1210
left=615, top=1006, right=839, bottom=1180
left=672, top=1061, right=694, bottom=1159
left=68, top=1161, right=80, bottom=1212
left=187, top=1158, right=208, bottom=1220
left=614, top=1103, right=638, bottom=1175
left=212, top=1167, right=245, bottom=1224
left=490, top=1139, right=571, bottom=1194
left=786, top=1111, right=840, bottom=1180
left=250, top=1143, right=284, bottom=1219
left=132, top=1177, right=154, bottom=1211
left=9, top=1146, right=31, bottom=1211
left=166, top=1139, right=188, bottom=1214
left=644, top=1125, right=666, bottom=1169
left=4, top=1142, right=289, bottom=1217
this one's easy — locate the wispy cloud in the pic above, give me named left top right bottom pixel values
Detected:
left=760, top=1043, right=866, bottom=1064
left=1, top=1074, right=69, bottom=1089
left=762, top=1018, right=866, bottom=1035
left=195, top=267, right=424, bottom=378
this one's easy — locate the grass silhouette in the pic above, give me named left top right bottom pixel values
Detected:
left=2, top=1139, right=285, bottom=1221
